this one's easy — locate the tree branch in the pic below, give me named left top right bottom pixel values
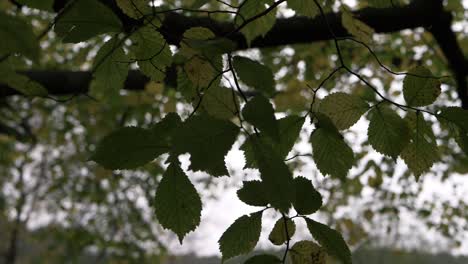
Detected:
left=1, top=0, right=466, bottom=108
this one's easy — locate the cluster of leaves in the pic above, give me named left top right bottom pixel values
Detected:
left=1, top=0, right=468, bottom=263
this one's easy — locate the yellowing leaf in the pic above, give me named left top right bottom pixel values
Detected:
left=268, top=218, right=296, bottom=245
left=290, top=240, right=327, bottom=264
left=184, top=56, right=216, bottom=88
left=319, top=92, right=369, bottom=130
left=403, top=66, right=441, bottom=106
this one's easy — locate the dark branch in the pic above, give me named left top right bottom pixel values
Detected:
left=1, top=0, right=466, bottom=108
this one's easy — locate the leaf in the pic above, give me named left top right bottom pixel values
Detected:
left=293, top=176, right=322, bottom=215
left=154, top=162, right=202, bottom=243
left=319, top=92, right=369, bottom=130
left=92, top=37, right=129, bottom=101
left=131, top=26, right=172, bottom=82
left=218, top=211, right=263, bottom=261
left=305, top=218, right=352, bottom=264
left=287, top=0, right=319, bottom=17
left=403, top=66, right=441, bottom=106
left=233, top=56, right=275, bottom=96
left=116, top=0, right=151, bottom=19
left=249, top=137, right=295, bottom=212
left=245, top=254, right=281, bottom=264
left=311, top=127, right=354, bottom=179
left=172, top=114, right=239, bottom=176
left=55, top=0, right=122, bottom=43
left=197, top=86, right=239, bottom=120
left=179, top=27, right=222, bottom=88
left=268, top=218, right=296, bottom=245
left=290, top=240, right=327, bottom=264
left=237, top=180, right=268, bottom=207
left=0, top=12, right=39, bottom=60
left=16, top=0, right=53, bottom=11
left=0, top=62, right=48, bottom=97
left=401, top=112, right=439, bottom=179
left=242, top=95, right=279, bottom=141
left=184, top=56, right=217, bottom=88
left=341, top=5, right=374, bottom=43
left=241, top=115, right=304, bottom=169
left=438, top=107, right=468, bottom=131
left=367, top=106, right=410, bottom=159
left=91, top=126, right=171, bottom=170
left=236, top=0, right=277, bottom=45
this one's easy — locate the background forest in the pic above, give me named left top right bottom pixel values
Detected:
left=0, top=0, right=467, bottom=263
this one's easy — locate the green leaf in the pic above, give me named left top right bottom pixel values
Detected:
left=233, top=56, right=275, bottom=96
left=311, top=127, right=354, bottom=179
left=16, top=0, right=53, bottom=11
left=290, top=240, right=327, bottom=264
left=0, top=62, right=47, bottom=97
left=367, top=106, right=410, bottom=159
left=91, top=126, right=171, bottom=170
left=218, top=211, right=263, bottom=261
left=319, top=92, right=369, bottom=130
left=0, top=12, right=39, bottom=60
left=341, top=5, right=374, bottom=43
left=199, top=86, right=239, bottom=120
left=305, top=218, right=352, bottom=264
left=242, top=115, right=304, bottom=168
left=293, top=176, right=322, bottom=215
left=242, top=95, right=279, bottom=141
left=287, top=0, right=319, bottom=17
left=249, top=137, right=295, bottom=212
left=237, top=180, right=268, bottom=207
left=268, top=218, right=296, bottom=245
left=401, top=112, right=439, bottom=179
left=245, top=254, right=281, bottom=264
left=438, top=107, right=468, bottom=131
left=179, top=27, right=222, bottom=89
left=172, top=114, right=239, bottom=176
left=116, top=0, right=151, bottom=19
left=154, top=162, right=202, bottom=243
left=236, top=0, right=277, bottom=45
left=55, top=0, right=122, bottom=43
left=91, top=37, right=129, bottom=101
left=403, top=66, right=441, bottom=106
left=131, top=26, right=173, bottom=82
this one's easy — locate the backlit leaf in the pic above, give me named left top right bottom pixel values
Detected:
left=319, top=92, right=369, bottom=130
left=219, top=211, right=263, bottom=261
left=305, top=218, right=352, bottom=264
left=403, top=66, right=440, bottom=106
left=237, top=180, right=268, bottom=207
left=0, top=12, right=39, bottom=60
left=55, top=0, right=122, bottom=43
left=236, top=0, right=277, bottom=45
left=131, top=26, right=172, bottom=82
left=245, top=254, right=281, bottom=264
left=172, top=114, right=239, bottom=176
left=293, top=176, right=322, bottom=215
left=341, top=5, right=374, bottom=43
left=287, top=0, right=319, bottom=17
left=367, top=106, right=410, bottom=159
left=233, top=56, right=275, bottom=96
left=116, top=0, right=151, bottom=19
left=242, top=95, right=279, bottom=141
left=290, top=240, right=327, bottom=264
left=154, top=162, right=202, bottom=243
left=199, top=86, right=239, bottom=120
left=268, top=218, right=296, bottom=245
